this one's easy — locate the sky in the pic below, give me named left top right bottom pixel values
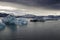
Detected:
left=0, top=0, right=60, bottom=16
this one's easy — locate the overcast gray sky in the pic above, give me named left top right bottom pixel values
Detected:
left=0, top=0, right=60, bottom=10
left=0, top=0, right=60, bottom=15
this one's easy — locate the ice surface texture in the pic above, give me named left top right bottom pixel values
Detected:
left=16, top=18, right=28, bottom=26
left=2, top=14, right=16, bottom=25
left=2, top=14, right=28, bottom=26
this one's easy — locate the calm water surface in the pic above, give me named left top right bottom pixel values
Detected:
left=0, top=21, right=60, bottom=40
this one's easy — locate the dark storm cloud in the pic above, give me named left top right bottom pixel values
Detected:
left=0, top=0, right=60, bottom=10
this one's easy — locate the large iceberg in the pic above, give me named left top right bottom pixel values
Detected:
left=16, top=18, right=28, bottom=26
left=2, top=14, right=17, bottom=25
left=2, top=14, right=28, bottom=26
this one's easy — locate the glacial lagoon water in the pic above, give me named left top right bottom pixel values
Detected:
left=0, top=20, right=60, bottom=40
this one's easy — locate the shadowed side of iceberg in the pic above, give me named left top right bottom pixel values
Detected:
left=2, top=14, right=17, bottom=25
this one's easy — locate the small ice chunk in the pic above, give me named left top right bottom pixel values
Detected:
left=16, top=18, right=28, bottom=26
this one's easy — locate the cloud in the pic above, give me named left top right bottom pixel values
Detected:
left=0, top=0, right=60, bottom=10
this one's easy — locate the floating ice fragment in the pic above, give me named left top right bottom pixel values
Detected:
left=16, top=18, right=28, bottom=26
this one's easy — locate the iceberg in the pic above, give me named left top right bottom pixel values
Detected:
left=16, top=18, right=28, bottom=26
left=2, top=14, right=17, bottom=25
left=2, top=14, right=28, bottom=26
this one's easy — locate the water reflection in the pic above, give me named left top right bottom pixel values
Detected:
left=0, top=26, right=5, bottom=31
left=6, top=24, right=17, bottom=31
left=18, top=24, right=27, bottom=27
left=0, top=23, right=5, bottom=31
